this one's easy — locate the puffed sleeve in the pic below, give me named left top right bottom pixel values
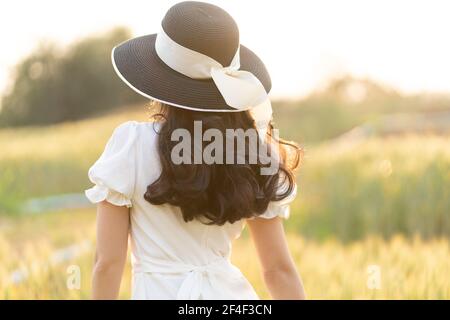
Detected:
left=84, top=121, right=138, bottom=208
left=257, top=180, right=298, bottom=220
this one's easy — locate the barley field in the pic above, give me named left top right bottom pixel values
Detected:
left=0, top=102, right=449, bottom=299
left=0, top=208, right=448, bottom=299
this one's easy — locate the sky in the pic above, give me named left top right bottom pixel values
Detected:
left=1, top=0, right=450, bottom=98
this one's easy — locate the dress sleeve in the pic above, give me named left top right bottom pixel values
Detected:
left=257, top=180, right=298, bottom=220
left=84, top=121, right=138, bottom=208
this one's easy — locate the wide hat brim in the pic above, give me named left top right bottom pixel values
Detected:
left=112, top=34, right=272, bottom=112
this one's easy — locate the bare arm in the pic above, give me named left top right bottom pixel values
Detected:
left=92, top=201, right=130, bottom=300
left=246, top=217, right=306, bottom=299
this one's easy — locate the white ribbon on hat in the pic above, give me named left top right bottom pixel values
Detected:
left=155, top=27, right=272, bottom=135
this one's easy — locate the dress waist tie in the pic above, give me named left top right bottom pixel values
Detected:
left=133, top=257, right=243, bottom=300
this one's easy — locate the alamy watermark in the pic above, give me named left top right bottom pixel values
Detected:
left=366, top=264, right=381, bottom=290
left=66, top=264, right=81, bottom=290
left=170, top=120, right=280, bottom=175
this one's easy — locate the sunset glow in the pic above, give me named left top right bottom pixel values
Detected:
left=1, top=0, right=450, bottom=98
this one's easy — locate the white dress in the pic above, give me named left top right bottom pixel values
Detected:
left=85, top=121, right=296, bottom=300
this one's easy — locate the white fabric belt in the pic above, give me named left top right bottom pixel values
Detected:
left=133, top=257, right=243, bottom=300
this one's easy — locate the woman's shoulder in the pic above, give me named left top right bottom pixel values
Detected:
left=113, top=120, right=161, bottom=135
left=111, top=120, right=161, bottom=145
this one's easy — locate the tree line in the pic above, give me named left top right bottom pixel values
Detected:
left=0, top=27, right=144, bottom=127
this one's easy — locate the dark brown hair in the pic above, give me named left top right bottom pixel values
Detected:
left=144, top=102, right=302, bottom=225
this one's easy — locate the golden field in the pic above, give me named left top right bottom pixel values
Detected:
left=0, top=100, right=449, bottom=299
left=0, top=208, right=448, bottom=299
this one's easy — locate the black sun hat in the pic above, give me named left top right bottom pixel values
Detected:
left=112, top=1, right=272, bottom=114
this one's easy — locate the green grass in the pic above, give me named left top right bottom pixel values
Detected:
left=289, top=134, right=450, bottom=241
left=1, top=97, right=450, bottom=240
left=0, top=104, right=150, bottom=213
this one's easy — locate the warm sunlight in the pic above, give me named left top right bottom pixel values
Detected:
left=1, top=0, right=449, bottom=304
left=1, top=0, right=450, bottom=98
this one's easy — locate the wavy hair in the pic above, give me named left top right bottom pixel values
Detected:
left=144, top=102, right=302, bottom=225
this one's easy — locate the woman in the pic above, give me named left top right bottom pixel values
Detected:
left=85, top=1, right=306, bottom=300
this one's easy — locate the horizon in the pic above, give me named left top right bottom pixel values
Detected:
left=1, top=0, right=450, bottom=99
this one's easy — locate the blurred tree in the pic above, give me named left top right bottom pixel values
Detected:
left=0, top=27, right=144, bottom=127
